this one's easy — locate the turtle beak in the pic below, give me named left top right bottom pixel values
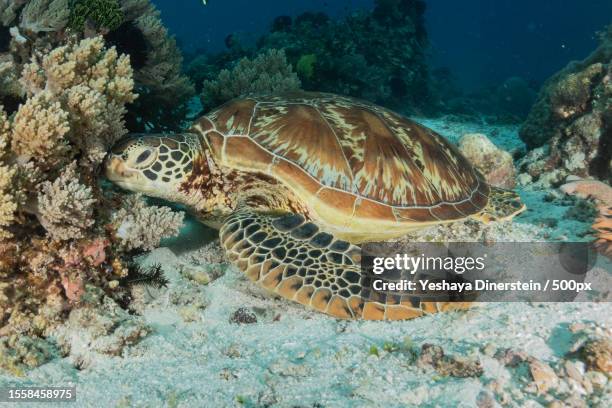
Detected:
left=104, top=154, right=138, bottom=183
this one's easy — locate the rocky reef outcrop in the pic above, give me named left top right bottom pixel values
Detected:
left=458, top=133, right=516, bottom=189
left=519, top=24, right=611, bottom=185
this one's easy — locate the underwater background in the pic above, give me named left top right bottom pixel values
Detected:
left=0, top=0, right=610, bottom=406
left=155, top=0, right=612, bottom=90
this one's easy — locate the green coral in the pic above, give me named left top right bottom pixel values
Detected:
left=296, top=54, right=317, bottom=80
left=68, top=0, right=124, bottom=31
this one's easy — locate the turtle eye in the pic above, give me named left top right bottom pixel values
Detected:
left=131, top=148, right=157, bottom=169
left=136, top=150, right=152, bottom=164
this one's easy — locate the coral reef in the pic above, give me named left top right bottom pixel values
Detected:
left=37, top=162, right=96, bottom=241
left=0, top=58, right=23, bottom=113
left=123, top=0, right=194, bottom=131
left=560, top=178, right=612, bottom=258
left=189, top=0, right=429, bottom=113
left=68, top=0, right=124, bottom=31
left=0, top=1, right=190, bottom=372
left=111, top=194, right=184, bottom=251
left=201, top=49, right=301, bottom=110
left=295, top=53, right=316, bottom=80
left=458, top=133, right=516, bottom=188
left=519, top=24, right=611, bottom=184
left=17, top=35, right=136, bottom=165
left=0, top=37, right=183, bottom=366
left=0, top=113, right=16, bottom=240
left=19, top=0, right=70, bottom=34
left=592, top=207, right=612, bottom=258
left=0, top=0, right=194, bottom=132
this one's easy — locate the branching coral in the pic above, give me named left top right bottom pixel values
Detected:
left=201, top=49, right=301, bottom=110
left=31, top=35, right=135, bottom=102
left=0, top=0, right=188, bottom=372
left=0, top=36, right=184, bottom=364
left=0, top=1, right=27, bottom=26
left=17, top=36, right=136, bottom=165
left=19, top=0, right=70, bottom=33
left=37, top=162, right=96, bottom=241
left=125, top=2, right=195, bottom=131
left=11, top=91, right=71, bottom=168
left=0, top=39, right=134, bottom=344
left=0, top=166, right=15, bottom=240
left=0, top=167, right=16, bottom=240
left=112, top=194, right=184, bottom=251
left=1, top=0, right=193, bottom=132
left=0, top=107, right=16, bottom=240
left=0, top=59, right=22, bottom=100
left=0, top=58, right=23, bottom=115
left=68, top=0, right=124, bottom=31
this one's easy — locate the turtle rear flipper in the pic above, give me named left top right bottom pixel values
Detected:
left=220, top=208, right=471, bottom=320
left=471, top=187, right=526, bottom=224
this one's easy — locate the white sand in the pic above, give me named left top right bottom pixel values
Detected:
left=1, top=118, right=610, bottom=407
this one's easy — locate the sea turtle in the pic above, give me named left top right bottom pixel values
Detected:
left=105, top=92, right=525, bottom=320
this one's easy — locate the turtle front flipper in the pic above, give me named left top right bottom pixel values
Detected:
left=220, top=208, right=471, bottom=320
left=471, top=187, right=526, bottom=224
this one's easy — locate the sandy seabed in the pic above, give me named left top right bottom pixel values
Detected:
left=1, top=118, right=610, bottom=408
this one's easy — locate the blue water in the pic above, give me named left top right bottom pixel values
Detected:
left=153, top=0, right=612, bottom=91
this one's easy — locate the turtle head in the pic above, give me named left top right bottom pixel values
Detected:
left=105, top=133, right=201, bottom=203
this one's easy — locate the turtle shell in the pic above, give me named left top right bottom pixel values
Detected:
left=195, top=92, right=489, bottom=228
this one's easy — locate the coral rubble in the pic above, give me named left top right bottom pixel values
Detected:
left=53, top=286, right=149, bottom=369
left=0, top=37, right=183, bottom=365
left=519, top=24, right=611, bottom=185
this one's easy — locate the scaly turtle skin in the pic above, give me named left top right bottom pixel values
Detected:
left=105, top=92, right=525, bottom=320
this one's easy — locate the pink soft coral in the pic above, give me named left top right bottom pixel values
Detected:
left=82, top=238, right=110, bottom=267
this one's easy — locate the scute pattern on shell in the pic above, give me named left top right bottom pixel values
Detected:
left=204, top=92, right=488, bottom=221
